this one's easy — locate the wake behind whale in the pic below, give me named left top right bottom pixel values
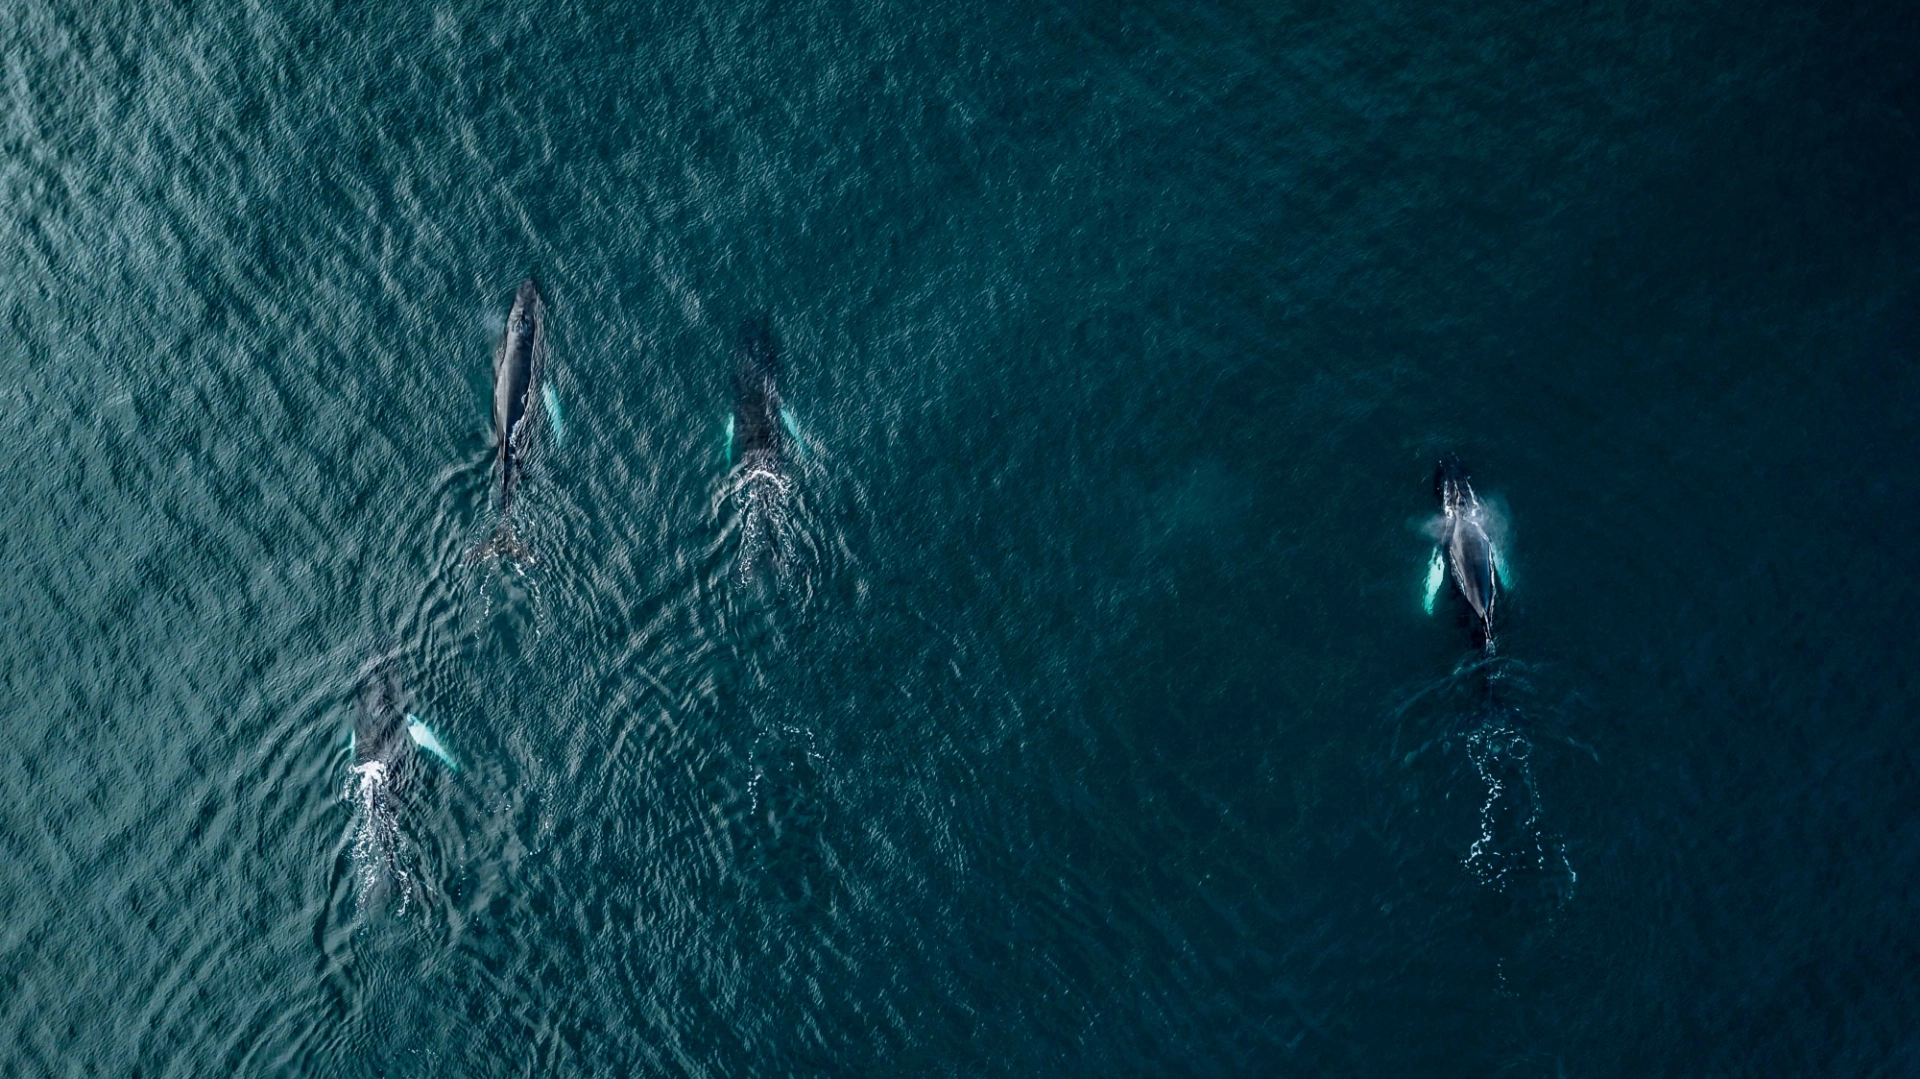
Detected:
left=1410, top=457, right=1573, bottom=908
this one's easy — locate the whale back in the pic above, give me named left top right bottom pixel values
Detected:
left=354, top=654, right=411, bottom=770
left=1434, top=456, right=1497, bottom=632
left=731, top=316, right=783, bottom=462
left=1447, top=516, right=1497, bottom=624
left=493, top=279, right=544, bottom=471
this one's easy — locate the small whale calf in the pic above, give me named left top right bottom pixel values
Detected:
left=468, top=277, right=546, bottom=563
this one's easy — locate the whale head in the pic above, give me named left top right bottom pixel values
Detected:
left=1435, top=455, right=1476, bottom=516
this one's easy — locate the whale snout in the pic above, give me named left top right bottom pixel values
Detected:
left=1434, top=455, right=1476, bottom=513
left=735, top=314, right=778, bottom=372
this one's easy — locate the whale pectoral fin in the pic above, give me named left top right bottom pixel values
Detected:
left=723, top=415, right=735, bottom=467
left=406, top=715, right=460, bottom=772
left=542, top=385, right=566, bottom=446
left=1422, top=548, right=1446, bottom=615
left=1490, top=544, right=1511, bottom=592
left=780, top=407, right=805, bottom=459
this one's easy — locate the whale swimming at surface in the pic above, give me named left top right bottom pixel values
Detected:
left=728, top=315, right=789, bottom=473
left=726, top=315, right=803, bottom=591
left=1427, top=456, right=1503, bottom=648
left=347, top=650, right=456, bottom=909
left=349, top=651, right=427, bottom=907
left=468, top=277, right=546, bottom=563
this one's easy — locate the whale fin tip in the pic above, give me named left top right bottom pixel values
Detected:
left=406, top=716, right=459, bottom=772
left=1422, top=548, right=1446, bottom=615
left=779, top=407, right=805, bottom=459
left=542, top=384, right=566, bottom=446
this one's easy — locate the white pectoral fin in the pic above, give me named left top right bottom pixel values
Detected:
left=1490, top=543, right=1510, bottom=591
left=1422, top=548, right=1446, bottom=615
left=724, top=415, right=735, bottom=466
left=779, top=403, right=802, bottom=453
left=542, top=384, right=566, bottom=446
left=406, top=715, right=460, bottom=772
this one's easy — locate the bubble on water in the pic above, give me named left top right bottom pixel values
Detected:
left=1462, top=709, right=1574, bottom=903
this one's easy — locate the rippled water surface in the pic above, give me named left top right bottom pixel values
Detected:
left=3, top=0, right=1917, bottom=1073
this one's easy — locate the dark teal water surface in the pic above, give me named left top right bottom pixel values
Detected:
left=3, top=0, right=1917, bottom=1073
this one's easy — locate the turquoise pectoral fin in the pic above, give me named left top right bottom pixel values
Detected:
left=723, top=415, right=735, bottom=467
left=780, top=407, right=805, bottom=459
left=1491, top=544, right=1511, bottom=591
left=1422, top=549, right=1446, bottom=615
left=542, top=385, right=566, bottom=446
left=406, top=715, right=459, bottom=772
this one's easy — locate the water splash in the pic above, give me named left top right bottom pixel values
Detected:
left=1392, top=657, right=1579, bottom=909
left=344, top=762, right=423, bottom=912
left=721, top=462, right=823, bottom=610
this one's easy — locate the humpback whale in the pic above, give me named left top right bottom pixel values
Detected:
left=730, top=316, right=787, bottom=468
left=468, top=277, right=545, bottom=562
left=349, top=652, right=426, bottom=906
left=1431, top=456, right=1501, bottom=646
left=725, top=316, right=801, bottom=589
left=347, top=651, right=457, bottom=908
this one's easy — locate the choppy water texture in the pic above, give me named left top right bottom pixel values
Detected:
left=2, top=0, right=1917, bottom=1074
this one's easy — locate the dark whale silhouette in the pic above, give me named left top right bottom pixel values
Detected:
left=469, top=277, right=545, bottom=562
left=347, top=649, right=459, bottom=907
left=349, top=652, right=426, bottom=907
left=730, top=315, right=786, bottom=468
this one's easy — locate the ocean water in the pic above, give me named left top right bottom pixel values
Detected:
left=2, top=0, right=1917, bottom=1073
